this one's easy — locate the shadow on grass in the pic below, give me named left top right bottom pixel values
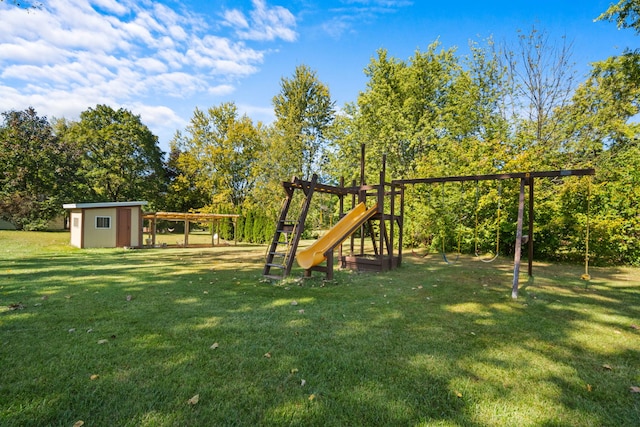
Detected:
left=1, top=247, right=639, bottom=425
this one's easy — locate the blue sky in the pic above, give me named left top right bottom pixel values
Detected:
left=0, top=0, right=636, bottom=153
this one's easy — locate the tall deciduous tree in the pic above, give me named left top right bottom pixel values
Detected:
left=173, top=102, right=264, bottom=211
left=0, top=107, right=82, bottom=229
left=502, top=25, right=576, bottom=169
left=63, top=105, right=166, bottom=205
left=351, top=41, right=509, bottom=181
left=272, top=64, right=335, bottom=180
left=160, top=143, right=210, bottom=212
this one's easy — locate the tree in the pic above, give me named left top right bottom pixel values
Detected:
left=62, top=105, right=166, bottom=206
left=173, top=102, right=264, bottom=211
left=0, top=108, right=82, bottom=229
left=160, top=143, right=210, bottom=212
left=349, top=41, right=509, bottom=181
left=502, top=25, right=577, bottom=169
left=272, top=64, right=335, bottom=180
left=596, top=0, right=640, bottom=35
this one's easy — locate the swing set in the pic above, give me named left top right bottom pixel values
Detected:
left=409, top=180, right=502, bottom=264
left=394, top=169, right=595, bottom=298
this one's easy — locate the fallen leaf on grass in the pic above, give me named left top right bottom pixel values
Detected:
left=8, top=303, right=25, bottom=310
left=187, top=394, right=199, bottom=405
left=90, top=374, right=99, bottom=380
left=291, top=300, right=298, bottom=306
left=210, top=342, right=219, bottom=350
left=602, top=364, right=613, bottom=371
left=97, top=339, right=109, bottom=344
left=264, top=352, right=272, bottom=358
left=308, top=394, right=316, bottom=401
left=630, top=386, right=640, bottom=393
left=73, top=421, right=84, bottom=427
left=455, top=391, right=463, bottom=398
left=301, top=379, right=306, bottom=387
left=126, top=295, right=132, bottom=301
left=587, top=384, right=592, bottom=392
left=630, top=324, right=639, bottom=330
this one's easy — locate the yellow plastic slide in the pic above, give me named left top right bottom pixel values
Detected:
left=296, top=202, right=378, bottom=270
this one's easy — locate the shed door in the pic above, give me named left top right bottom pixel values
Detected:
left=116, top=208, right=132, bottom=247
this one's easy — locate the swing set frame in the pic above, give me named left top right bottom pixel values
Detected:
left=393, top=168, right=595, bottom=298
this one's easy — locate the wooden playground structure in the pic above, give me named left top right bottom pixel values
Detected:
left=263, top=144, right=595, bottom=298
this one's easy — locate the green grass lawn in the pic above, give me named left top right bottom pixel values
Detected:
left=1, top=231, right=639, bottom=426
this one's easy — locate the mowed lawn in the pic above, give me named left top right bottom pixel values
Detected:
left=1, top=231, right=639, bottom=426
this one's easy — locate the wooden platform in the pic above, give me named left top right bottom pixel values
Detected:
left=340, top=255, right=400, bottom=272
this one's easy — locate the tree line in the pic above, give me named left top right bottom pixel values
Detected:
left=1, top=1, right=638, bottom=265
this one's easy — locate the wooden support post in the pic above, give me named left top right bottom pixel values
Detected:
left=233, top=218, right=237, bottom=246
left=359, top=144, right=366, bottom=256
left=512, top=178, right=526, bottom=299
left=398, top=184, right=404, bottom=266
left=151, top=215, right=157, bottom=246
left=326, top=248, right=334, bottom=281
left=390, top=183, right=395, bottom=266
left=339, top=177, right=344, bottom=264
left=378, top=170, right=386, bottom=271
left=184, top=220, right=189, bottom=247
left=350, top=179, right=356, bottom=256
left=528, top=177, right=534, bottom=276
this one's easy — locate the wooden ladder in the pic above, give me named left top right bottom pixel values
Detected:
left=263, top=175, right=317, bottom=280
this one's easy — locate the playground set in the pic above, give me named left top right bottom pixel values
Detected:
left=262, top=145, right=594, bottom=298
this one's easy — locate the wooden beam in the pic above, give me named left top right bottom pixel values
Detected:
left=393, top=168, right=595, bottom=186
left=143, top=212, right=240, bottom=221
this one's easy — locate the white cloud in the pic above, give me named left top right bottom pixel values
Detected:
left=223, top=0, right=297, bottom=42
left=321, top=0, right=412, bottom=38
left=208, top=84, right=236, bottom=96
left=0, top=0, right=297, bottom=145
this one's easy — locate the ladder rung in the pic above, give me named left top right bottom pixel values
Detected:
left=270, top=251, right=286, bottom=256
left=266, top=263, right=285, bottom=269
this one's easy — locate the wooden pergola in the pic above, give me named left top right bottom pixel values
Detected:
left=142, top=212, right=240, bottom=247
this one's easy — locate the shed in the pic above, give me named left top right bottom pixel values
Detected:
left=63, top=201, right=147, bottom=248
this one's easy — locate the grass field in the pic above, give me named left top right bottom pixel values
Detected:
left=1, top=230, right=639, bottom=426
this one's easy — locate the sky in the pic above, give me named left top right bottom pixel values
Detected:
left=0, top=0, right=637, bottom=153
